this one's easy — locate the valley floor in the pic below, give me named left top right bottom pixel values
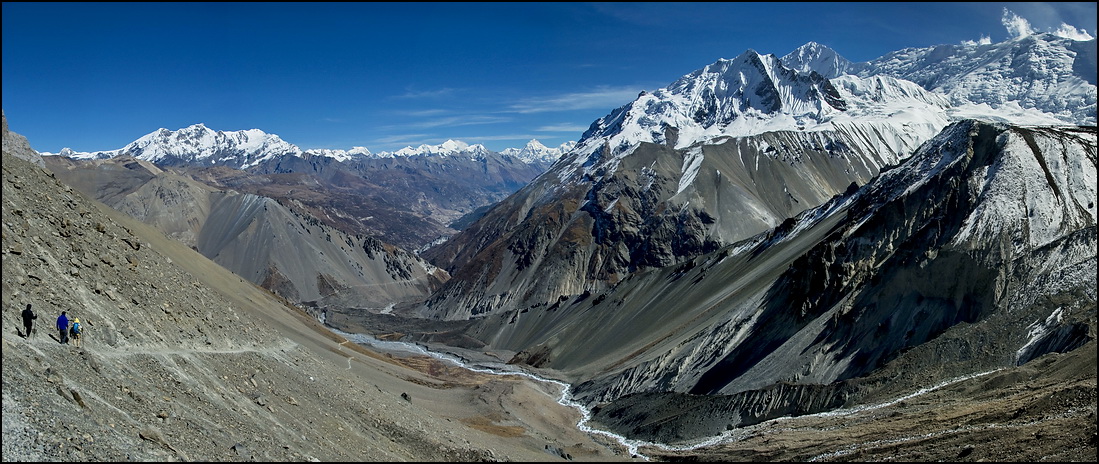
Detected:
left=332, top=309, right=1096, bottom=462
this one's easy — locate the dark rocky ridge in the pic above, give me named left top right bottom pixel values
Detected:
left=502, top=122, right=1097, bottom=449
left=419, top=122, right=932, bottom=321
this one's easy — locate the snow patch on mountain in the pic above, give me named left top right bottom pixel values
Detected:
left=675, top=147, right=705, bottom=196
left=951, top=126, right=1097, bottom=250
left=781, top=29, right=1096, bottom=127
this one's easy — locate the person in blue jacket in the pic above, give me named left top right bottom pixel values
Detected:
left=56, top=311, right=69, bottom=344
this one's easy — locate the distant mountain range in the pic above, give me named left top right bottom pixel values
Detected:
left=46, top=124, right=575, bottom=170
left=44, top=126, right=574, bottom=248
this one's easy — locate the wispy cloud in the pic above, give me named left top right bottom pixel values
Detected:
left=393, top=109, right=451, bottom=117
left=384, top=114, right=512, bottom=130
left=1002, top=8, right=1036, bottom=39
left=1002, top=8, right=1095, bottom=41
left=1052, top=23, right=1095, bottom=41
left=392, top=87, right=458, bottom=99
left=371, top=133, right=433, bottom=146
left=509, top=85, right=646, bottom=113
left=459, top=134, right=543, bottom=142
left=535, top=123, right=590, bottom=133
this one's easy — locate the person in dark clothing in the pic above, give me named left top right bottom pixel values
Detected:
left=21, top=304, right=37, bottom=338
left=57, top=311, right=69, bottom=344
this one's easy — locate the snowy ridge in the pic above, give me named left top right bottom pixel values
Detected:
left=554, top=31, right=1092, bottom=187
left=837, top=121, right=1096, bottom=253
left=557, top=52, right=952, bottom=184
left=851, top=33, right=1096, bottom=126
left=40, top=31, right=1094, bottom=177
left=570, top=50, right=850, bottom=159
left=781, top=34, right=1096, bottom=127
left=950, top=125, right=1097, bottom=250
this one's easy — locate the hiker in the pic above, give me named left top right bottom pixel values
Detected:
left=57, top=311, right=69, bottom=344
left=21, top=304, right=37, bottom=338
left=70, top=318, right=83, bottom=348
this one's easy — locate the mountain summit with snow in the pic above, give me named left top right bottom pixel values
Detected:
left=573, top=50, right=849, bottom=157
left=781, top=41, right=856, bottom=79
left=558, top=31, right=1093, bottom=183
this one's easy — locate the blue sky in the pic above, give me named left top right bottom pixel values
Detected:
left=3, top=2, right=1096, bottom=154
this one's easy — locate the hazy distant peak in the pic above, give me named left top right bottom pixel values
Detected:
left=382, top=139, right=490, bottom=159
left=525, top=139, right=548, bottom=150
left=500, top=139, right=577, bottom=164
left=303, top=146, right=373, bottom=162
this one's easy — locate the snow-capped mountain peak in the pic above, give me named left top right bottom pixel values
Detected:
left=565, top=47, right=950, bottom=175
left=781, top=41, right=855, bottom=78
left=45, top=124, right=303, bottom=169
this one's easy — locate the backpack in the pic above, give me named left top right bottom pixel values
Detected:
left=71, top=322, right=81, bottom=335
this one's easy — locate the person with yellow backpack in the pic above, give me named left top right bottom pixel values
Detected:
left=70, top=318, right=84, bottom=348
